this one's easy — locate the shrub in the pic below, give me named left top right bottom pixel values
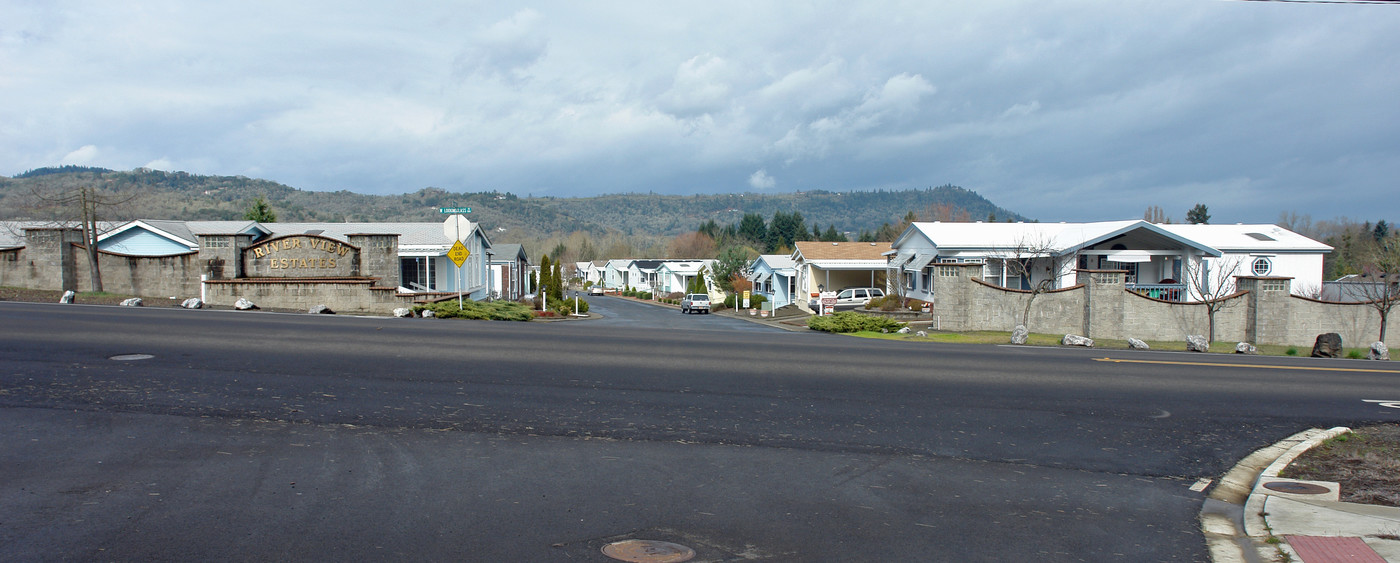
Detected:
left=413, top=299, right=534, bottom=321
left=807, top=311, right=907, bottom=333
left=549, top=296, right=590, bottom=316
left=1286, top=347, right=1298, bottom=356
left=1347, top=348, right=1365, bottom=359
left=723, top=293, right=767, bottom=309
left=865, top=295, right=907, bottom=311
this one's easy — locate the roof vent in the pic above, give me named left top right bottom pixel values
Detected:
left=1246, top=232, right=1276, bottom=241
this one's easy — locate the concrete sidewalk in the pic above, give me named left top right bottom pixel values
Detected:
left=1206, top=427, right=1400, bottom=562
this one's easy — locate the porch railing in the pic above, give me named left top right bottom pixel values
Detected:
left=1127, top=283, right=1186, bottom=302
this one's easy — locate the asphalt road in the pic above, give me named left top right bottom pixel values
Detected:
left=2, top=297, right=1399, bottom=562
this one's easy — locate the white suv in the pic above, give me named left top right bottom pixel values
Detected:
left=810, top=287, right=885, bottom=311
left=680, top=294, right=711, bottom=314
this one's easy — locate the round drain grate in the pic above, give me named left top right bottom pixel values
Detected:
left=1263, top=481, right=1331, bottom=495
left=601, top=539, right=695, bottom=563
left=110, top=354, right=155, bottom=361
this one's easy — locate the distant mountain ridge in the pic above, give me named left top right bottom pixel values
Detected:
left=0, top=167, right=1027, bottom=240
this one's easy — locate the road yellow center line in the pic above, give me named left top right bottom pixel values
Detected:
left=1092, top=357, right=1400, bottom=374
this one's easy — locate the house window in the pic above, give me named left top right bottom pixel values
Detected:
left=903, top=271, right=915, bottom=290
left=1252, top=257, right=1272, bottom=276
left=204, top=236, right=230, bottom=249
left=921, top=268, right=932, bottom=292
left=1260, top=279, right=1287, bottom=291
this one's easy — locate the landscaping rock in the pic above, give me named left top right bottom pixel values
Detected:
left=916, top=331, right=927, bottom=338
left=1062, top=334, right=1094, bottom=347
left=1234, top=342, right=1258, bottom=355
left=896, top=327, right=911, bottom=334
left=1186, top=335, right=1210, bottom=353
left=234, top=298, right=259, bottom=310
left=1370, top=342, right=1390, bottom=361
left=1312, top=333, right=1343, bottom=358
left=1010, top=325, right=1029, bottom=345
left=59, top=290, right=75, bottom=304
left=119, top=298, right=143, bottom=307
left=393, top=307, right=413, bottom=318
left=309, top=304, right=335, bottom=314
left=1127, top=338, right=1149, bottom=350
left=180, top=298, right=203, bottom=309
left=421, top=309, right=435, bottom=318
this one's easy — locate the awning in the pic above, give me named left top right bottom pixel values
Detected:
left=905, top=253, right=937, bottom=271
left=888, top=251, right=915, bottom=269
left=1105, top=250, right=1153, bottom=263
left=754, top=272, right=771, bottom=283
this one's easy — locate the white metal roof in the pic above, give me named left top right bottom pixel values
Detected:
left=1156, top=224, right=1331, bottom=253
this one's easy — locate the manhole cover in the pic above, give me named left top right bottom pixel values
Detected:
left=110, top=354, right=154, bottom=361
left=1263, top=481, right=1331, bottom=495
left=601, top=539, right=696, bottom=563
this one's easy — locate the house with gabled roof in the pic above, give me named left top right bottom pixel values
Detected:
left=487, top=243, right=530, bottom=300
left=653, top=260, right=715, bottom=295
left=747, top=254, right=798, bottom=308
left=791, top=241, right=892, bottom=311
left=889, top=220, right=1330, bottom=303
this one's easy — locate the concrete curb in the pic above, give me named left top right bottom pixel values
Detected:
left=1202, top=427, right=1350, bottom=563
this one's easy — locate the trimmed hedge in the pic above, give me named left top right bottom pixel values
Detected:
left=807, top=311, right=907, bottom=333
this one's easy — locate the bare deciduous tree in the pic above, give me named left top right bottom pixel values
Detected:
left=27, top=183, right=137, bottom=293
left=1182, top=256, right=1244, bottom=343
left=999, top=235, right=1079, bottom=329
left=1353, top=238, right=1400, bottom=341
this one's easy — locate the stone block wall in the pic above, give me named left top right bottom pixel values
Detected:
left=0, top=228, right=85, bottom=291
left=70, top=250, right=202, bottom=299
left=203, top=279, right=416, bottom=314
left=930, top=265, right=1391, bottom=347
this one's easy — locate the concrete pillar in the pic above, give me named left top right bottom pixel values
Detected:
left=197, top=233, right=253, bottom=280
left=1078, top=269, right=1126, bottom=339
left=24, top=228, right=83, bottom=291
left=348, top=233, right=399, bottom=287
left=1241, top=276, right=1292, bottom=345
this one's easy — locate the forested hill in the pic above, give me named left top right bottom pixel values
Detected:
left=0, top=167, right=1026, bottom=240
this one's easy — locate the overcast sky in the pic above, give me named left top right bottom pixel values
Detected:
left=3, top=1, right=1397, bottom=224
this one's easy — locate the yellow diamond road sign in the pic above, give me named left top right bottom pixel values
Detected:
left=448, top=240, right=469, bottom=268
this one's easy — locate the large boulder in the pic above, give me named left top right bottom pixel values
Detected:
left=1370, top=342, right=1390, bottom=361
left=421, top=309, right=435, bottom=318
left=308, top=304, right=335, bottom=314
left=180, top=298, right=203, bottom=309
left=59, top=290, right=75, bottom=304
left=1234, top=342, right=1259, bottom=355
left=1062, top=334, right=1094, bottom=347
left=915, top=331, right=927, bottom=338
left=896, top=326, right=911, bottom=334
left=1311, top=333, right=1343, bottom=358
left=234, top=298, right=259, bottom=310
left=393, top=307, right=413, bottom=318
left=1127, top=338, right=1149, bottom=350
left=1186, top=335, right=1210, bottom=353
left=119, top=298, right=143, bottom=307
left=1010, top=325, right=1029, bottom=345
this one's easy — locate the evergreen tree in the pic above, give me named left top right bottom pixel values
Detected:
left=538, top=255, right=552, bottom=299
left=1374, top=220, right=1390, bottom=242
left=737, top=213, right=767, bottom=246
left=243, top=196, right=277, bottom=222
left=551, top=259, right=564, bottom=300
left=1186, top=204, right=1210, bottom=225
